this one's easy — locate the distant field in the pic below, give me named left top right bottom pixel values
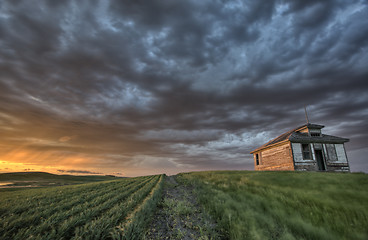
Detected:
left=0, top=174, right=163, bottom=239
left=178, top=171, right=368, bottom=240
left=0, top=172, right=119, bottom=191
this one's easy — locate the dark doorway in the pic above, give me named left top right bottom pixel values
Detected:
left=315, top=150, right=326, bottom=171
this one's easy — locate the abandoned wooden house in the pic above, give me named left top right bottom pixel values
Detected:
left=250, top=123, right=350, bottom=172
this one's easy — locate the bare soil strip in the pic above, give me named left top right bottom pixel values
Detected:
left=145, top=175, right=221, bottom=240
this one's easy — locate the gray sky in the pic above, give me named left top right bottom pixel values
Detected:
left=0, top=0, right=367, bottom=176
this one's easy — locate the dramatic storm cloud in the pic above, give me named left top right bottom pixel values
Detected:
left=0, top=0, right=367, bottom=176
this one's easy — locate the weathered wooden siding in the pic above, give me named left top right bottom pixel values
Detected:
left=292, top=143, right=318, bottom=171
left=299, top=128, right=309, bottom=133
left=254, top=142, right=294, bottom=171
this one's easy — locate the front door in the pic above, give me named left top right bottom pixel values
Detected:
left=315, top=150, right=326, bottom=171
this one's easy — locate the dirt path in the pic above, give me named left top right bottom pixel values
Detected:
left=145, top=175, right=221, bottom=240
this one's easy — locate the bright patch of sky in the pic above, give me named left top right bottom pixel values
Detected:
left=87, top=78, right=156, bottom=113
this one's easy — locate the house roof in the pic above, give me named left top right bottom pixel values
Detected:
left=250, top=123, right=349, bottom=153
left=289, top=132, right=349, bottom=143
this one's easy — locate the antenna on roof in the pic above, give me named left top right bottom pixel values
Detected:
left=304, top=105, right=310, bottom=124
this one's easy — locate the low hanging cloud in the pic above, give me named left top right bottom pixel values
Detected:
left=58, top=136, right=75, bottom=143
left=57, top=169, right=103, bottom=175
left=24, top=168, right=35, bottom=171
left=0, top=0, right=367, bottom=175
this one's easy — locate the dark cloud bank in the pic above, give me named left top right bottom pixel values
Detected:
left=0, top=0, right=367, bottom=175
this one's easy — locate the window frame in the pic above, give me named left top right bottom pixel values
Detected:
left=301, top=143, right=312, bottom=160
left=326, top=144, right=338, bottom=161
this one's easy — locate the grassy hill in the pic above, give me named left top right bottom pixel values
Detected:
left=0, top=172, right=118, bottom=190
left=177, top=171, right=368, bottom=240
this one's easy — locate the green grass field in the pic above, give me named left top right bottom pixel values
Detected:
left=1, top=171, right=367, bottom=239
left=0, top=172, right=119, bottom=191
left=0, top=174, right=164, bottom=240
left=177, top=171, right=368, bottom=240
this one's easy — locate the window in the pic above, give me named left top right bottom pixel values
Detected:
left=326, top=144, right=337, bottom=161
left=309, top=129, right=321, bottom=137
left=302, top=144, right=311, bottom=159
left=256, top=154, right=259, bottom=165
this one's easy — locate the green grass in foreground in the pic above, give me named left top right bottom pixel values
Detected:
left=0, top=175, right=164, bottom=240
left=178, top=171, right=368, bottom=240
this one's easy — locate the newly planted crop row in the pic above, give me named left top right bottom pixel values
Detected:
left=0, top=177, right=146, bottom=234
left=0, top=178, right=135, bottom=217
left=4, top=176, right=154, bottom=238
left=112, top=174, right=164, bottom=240
left=72, top=175, right=163, bottom=240
left=0, top=175, right=163, bottom=240
left=0, top=178, right=136, bottom=220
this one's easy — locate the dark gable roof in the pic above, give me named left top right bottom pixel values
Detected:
left=250, top=123, right=349, bottom=153
left=289, top=133, right=349, bottom=144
